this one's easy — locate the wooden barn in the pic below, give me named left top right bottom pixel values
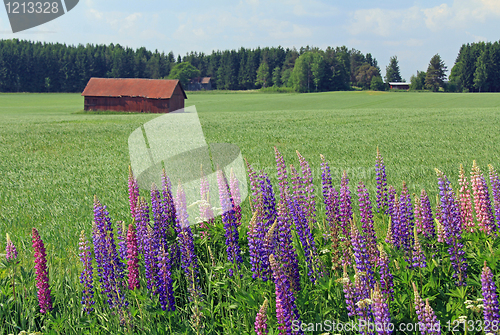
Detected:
left=81, top=78, right=186, bottom=113
left=389, top=82, right=410, bottom=90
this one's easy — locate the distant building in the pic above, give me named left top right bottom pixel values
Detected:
left=389, top=82, right=410, bottom=90
left=81, top=78, right=186, bottom=113
left=187, top=77, right=212, bottom=91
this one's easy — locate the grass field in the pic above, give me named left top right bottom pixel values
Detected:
left=1, top=91, right=500, bottom=333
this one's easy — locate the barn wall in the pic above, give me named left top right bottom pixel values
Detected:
left=84, top=96, right=170, bottom=113
left=169, top=85, right=185, bottom=112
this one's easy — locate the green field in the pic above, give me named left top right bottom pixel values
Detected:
left=1, top=91, right=500, bottom=333
left=2, top=91, right=500, bottom=248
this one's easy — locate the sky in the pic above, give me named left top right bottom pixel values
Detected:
left=1, top=0, right=499, bottom=81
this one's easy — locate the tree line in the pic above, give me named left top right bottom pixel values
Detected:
left=1, top=38, right=499, bottom=93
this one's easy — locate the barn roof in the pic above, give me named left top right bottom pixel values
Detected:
left=81, top=78, right=187, bottom=99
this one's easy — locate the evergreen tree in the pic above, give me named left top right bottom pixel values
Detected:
left=255, top=61, right=270, bottom=88
left=385, top=55, right=402, bottom=83
left=425, top=54, right=447, bottom=92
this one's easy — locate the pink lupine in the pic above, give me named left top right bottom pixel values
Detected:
left=128, top=165, right=140, bottom=220
left=458, top=164, right=474, bottom=233
left=126, top=224, right=140, bottom=290
left=32, top=228, right=52, bottom=314
left=254, top=298, right=269, bottom=335
left=199, top=168, right=214, bottom=238
left=5, top=233, right=17, bottom=260
left=471, top=161, right=496, bottom=235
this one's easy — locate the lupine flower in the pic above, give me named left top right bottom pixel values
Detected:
left=358, top=181, right=379, bottom=265
left=412, top=283, right=440, bottom=334
left=175, top=182, right=201, bottom=300
left=339, top=171, right=353, bottom=238
left=414, top=195, right=423, bottom=235
left=157, top=246, right=175, bottom=311
left=248, top=209, right=264, bottom=279
left=377, top=247, right=394, bottom=302
left=488, top=164, right=500, bottom=231
left=116, top=221, right=127, bottom=261
left=276, top=196, right=301, bottom=293
left=217, top=169, right=243, bottom=277
left=385, top=218, right=393, bottom=245
left=411, top=227, right=426, bottom=268
left=229, top=167, right=242, bottom=226
left=436, top=169, right=467, bottom=286
left=371, top=283, right=392, bottom=335
left=5, top=233, right=17, bottom=260
left=245, top=158, right=261, bottom=212
left=126, top=224, right=140, bottom=290
left=351, top=220, right=375, bottom=291
left=255, top=298, right=269, bottom=335
left=128, top=165, right=140, bottom=219
left=471, top=161, right=496, bottom=235
left=296, top=150, right=316, bottom=226
left=424, top=299, right=440, bottom=335
left=199, top=168, right=215, bottom=238
left=354, top=271, right=374, bottom=326
left=481, top=262, right=500, bottom=332
left=93, top=197, right=126, bottom=309
left=386, top=187, right=399, bottom=248
left=340, top=264, right=357, bottom=317
left=32, top=228, right=52, bottom=314
left=320, top=154, right=333, bottom=202
left=161, top=170, right=179, bottom=266
left=375, top=147, right=389, bottom=213
left=269, top=254, right=302, bottom=335
left=79, top=231, right=94, bottom=314
left=274, top=147, right=290, bottom=199
left=399, top=182, right=414, bottom=255
left=459, top=165, right=474, bottom=233
left=420, top=190, right=435, bottom=238
left=135, top=197, right=151, bottom=256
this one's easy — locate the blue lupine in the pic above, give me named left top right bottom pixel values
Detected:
left=358, top=181, right=379, bottom=265
left=481, top=261, right=500, bottom=332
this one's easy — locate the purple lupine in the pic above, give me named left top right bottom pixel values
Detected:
left=341, top=264, right=358, bottom=317
left=399, top=182, right=414, bottom=255
left=217, top=169, right=243, bottom=277
left=354, top=270, right=374, bottom=328
left=289, top=164, right=323, bottom=283
left=471, top=161, right=496, bottom=235
left=320, top=154, right=333, bottom=201
left=385, top=218, right=393, bottom=245
left=157, top=246, right=175, bottom=311
left=424, top=299, right=440, bottom=335
left=144, top=228, right=159, bottom=291
left=255, top=298, right=269, bottom=335
left=386, top=186, right=398, bottom=246
left=372, top=284, right=392, bottom=335
left=116, top=221, right=127, bottom=261
left=128, top=165, right=140, bottom=219
left=339, top=170, right=353, bottom=238
left=126, top=224, right=140, bottom=290
left=199, top=168, right=215, bottom=238
left=296, top=150, right=316, bottom=226
left=420, top=190, right=435, bottom=238
left=248, top=209, right=264, bottom=280
left=481, top=262, right=500, bottom=332
left=459, top=165, right=474, bottom=233
left=436, top=169, right=467, bottom=286
left=245, top=157, right=261, bottom=210
left=229, top=167, right=242, bottom=226
left=411, top=228, right=426, bottom=269
left=276, top=196, right=301, bottom=293
left=414, top=195, right=423, bottom=235
left=135, top=197, right=151, bottom=256
left=412, top=283, right=440, bottom=334
left=161, top=170, right=179, bottom=267
left=269, top=254, right=302, bottom=335
left=350, top=221, right=375, bottom=292
left=375, top=147, right=389, bottom=213
left=79, top=230, right=94, bottom=314
left=5, top=233, right=17, bottom=260
left=175, top=182, right=201, bottom=300
left=488, top=164, right=500, bottom=231
left=378, top=248, right=394, bottom=302
left=92, top=197, right=126, bottom=309
left=326, top=188, right=342, bottom=272
left=151, top=183, right=164, bottom=240
left=358, top=181, right=379, bottom=265
left=274, top=147, right=290, bottom=200
left=32, top=228, right=52, bottom=314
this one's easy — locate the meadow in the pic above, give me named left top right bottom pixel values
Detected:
left=1, top=91, right=500, bottom=334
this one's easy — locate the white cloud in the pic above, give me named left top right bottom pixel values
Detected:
left=423, top=4, right=452, bottom=31
left=278, top=0, right=338, bottom=17
left=348, top=8, right=421, bottom=37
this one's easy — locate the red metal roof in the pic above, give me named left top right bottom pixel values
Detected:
left=81, top=78, right=187, bottom=99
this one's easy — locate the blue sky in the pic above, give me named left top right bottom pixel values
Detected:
left=1, top=0, right=499, bottom=81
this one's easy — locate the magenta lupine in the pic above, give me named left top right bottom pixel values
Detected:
left=175, top=182, right=201, bottom=300
left=229, top=167, right=242, bottom=226
left=199, top=168, right=215, bottom=238
left=471, top=161, right=496, bottom=235
left=358, top=181, right=379, bottom=265
left=269, top=254, right=302, bottom=335
left=488, top=164, right=500, bottom=231
left=420, top=190, right=435, bottom=238
left=372, top=284, right=392, bottom=335
left=32, top=228, right=52, bottom=314
left=79, top=231, right=94, bottom=314
left=157, top=246, right=175, bottom=311
left=5, top=233, right=17, bottom=260
left=254, top=298, right=269, bottom=335
left=126, top=224, right=140, bottom=290
left=128, top=165, right=140, bottom=219
left=375, top=147, right=389, bottom=213
left=378, top=248, right=394, bottom=302
left=459, top=165, right=474, bottom=233
left=436, top=169, right=467, bottom=286
left=481, top=262, right=500, bottom=332
left=217, top=169, right=243, bottom=277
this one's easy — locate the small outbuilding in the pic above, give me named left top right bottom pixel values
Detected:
left=81, top=78, right=187, bottom=113
left=389, top=82, right=410, bottom=90
left=187, top=77, right=212, bottom=91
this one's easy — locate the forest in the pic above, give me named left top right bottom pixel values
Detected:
left=0, top=38, right=499, bottom=93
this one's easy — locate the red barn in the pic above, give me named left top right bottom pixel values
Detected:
left=81, top=78, right=186, bottom=113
